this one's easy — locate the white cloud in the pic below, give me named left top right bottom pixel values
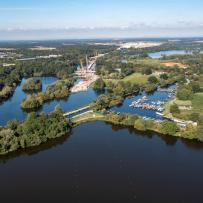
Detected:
left=1, top=22, right=203, bottom=40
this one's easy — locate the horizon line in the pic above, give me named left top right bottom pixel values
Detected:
left=0, top=36, right=203, bottom=42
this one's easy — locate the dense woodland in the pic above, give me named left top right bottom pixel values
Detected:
left=0, top=43, right=116, bottom=103
left=22, top=78, right=42, bottom=92
left=21, top=79, right=73, bottom=110
left=0, top=111, right=71, bottom=155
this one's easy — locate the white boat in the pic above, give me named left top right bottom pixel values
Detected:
left=156, top=112, right=164, bottom=116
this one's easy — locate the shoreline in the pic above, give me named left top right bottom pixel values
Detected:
left=0, top=113, right=202, bottom=157
left=71, top=111, right=203, bottom=142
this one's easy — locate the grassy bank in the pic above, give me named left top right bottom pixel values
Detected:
left=104, top=73, right=149, bottom=85
left=72, top=111, right=203, bottom=142
left=71, top=112, right=105, bottom=126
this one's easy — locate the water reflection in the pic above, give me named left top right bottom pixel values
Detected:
left=0, top=77, right=99, bottom=125
left=1, top=120, right=203, bottom=163
left=1, top=121, right=203, bottom=202
left=0, top=132, right=72, bottom=164
left=105, top=121, right=203, bottom=149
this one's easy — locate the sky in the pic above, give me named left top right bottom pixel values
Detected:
left=0, top=0, right=203, bottom=40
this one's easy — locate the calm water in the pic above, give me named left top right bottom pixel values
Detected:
left=0, top=77, right=57, bottom=125
left=112, top=85, right=176, bottom=120
left=1, top=121, right=203, bottom=203
left=149, top=50, right=193, bottom=59
left=0, top=76, right=173, bottom=125
left=0, top=77, right=99, bottom=125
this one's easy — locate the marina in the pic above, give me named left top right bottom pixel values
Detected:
left=128, top=86, right=176, bottom=117
left=112, top=84, right=176, bottom=120
left=129, top=96, right=165, bottom=112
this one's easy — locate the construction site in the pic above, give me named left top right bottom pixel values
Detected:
left=71, top=53, right=104, bottom=93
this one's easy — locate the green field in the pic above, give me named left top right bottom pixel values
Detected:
left=122, top=73, right=149, bottom=84
left=105, top=73, right=149, bottom=85
left=71, top=112, right=105, bottom=125
left=164, top=93, right=203, bottom=121
left=129, top=58, right=162, bottom=67
left=192, top=93, right=203, bottom=111
left=174, top=99, right=192, bottom=106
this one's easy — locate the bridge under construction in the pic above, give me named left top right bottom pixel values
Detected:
left=71, top=53, right=104, bottom=93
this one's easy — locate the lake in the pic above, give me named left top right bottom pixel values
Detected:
left=0, top=121, right=203, bottom=203
left=149, top=50, right=193, bottom=58
left=1, top=77, right=203, bottom=202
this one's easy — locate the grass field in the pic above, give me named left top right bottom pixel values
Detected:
left=122, top=73, right=149, bottom=84
left=164, top=93, right=203, bottom=120
left=129, top=58, right=188, bottom=69
left=104, top=73, right=149, bottom=85
left=174, top=99, right=192, bottom=106
left=192, top=93, right=203, bottom=111
left=129, top=58, right=161, bottom=67
left=199, top=75, right=203, bottom=89
left=164, top=99, right=175, bottom=116
left=71, top=112, right=104, bottom=124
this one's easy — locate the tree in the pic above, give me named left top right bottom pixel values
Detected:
left=161, top=121, right=179, bottom=135
left=190, top=82, right=201, bottom=93
left=112, top=83, right=125, bottom=97
left=182, top=124, right=198, bottom=139
left=54, top=105, right=63, bottom=114
left=142, top=67, right=152, bottom=75
left=177, top=86, right=193, bottom=100
left=93, top=78, right=105, bottom=91
left=148, top=76, right=158, bottom=84
left=145, top=83, right=157, bottom=93
left=106, top=81, right=115, bottom=92
left=189, top=112, right=199, bottom=122
left=134, top=118, right=146, bottom=131
left=90, top=95, right=111, bottom=111
left=22, top=78, right=42, bottom=92
left=160, top=73, right=168, bottom=80
left=170, top=104, right=180, bottom=114
left=0, top=129, right=19, bottom=154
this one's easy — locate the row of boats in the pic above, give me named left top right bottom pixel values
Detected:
left=129, top=96, right=165, bottom=112
left=158, top=87, right=176, bottom=99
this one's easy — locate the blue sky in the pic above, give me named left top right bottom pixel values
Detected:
left=0, top=0, right=203, bottom=39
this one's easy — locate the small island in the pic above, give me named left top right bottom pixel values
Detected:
left=21, top=79, right=73, bottom=110
left=22, top=78, right=42, bottom=92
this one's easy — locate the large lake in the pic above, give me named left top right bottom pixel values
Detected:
left=1, top=77, right=203, bottom=202
left=0, top=121, right=203, bottom=202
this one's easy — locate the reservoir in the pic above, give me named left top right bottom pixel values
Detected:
left=0, top=121, right=203, bottom=202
